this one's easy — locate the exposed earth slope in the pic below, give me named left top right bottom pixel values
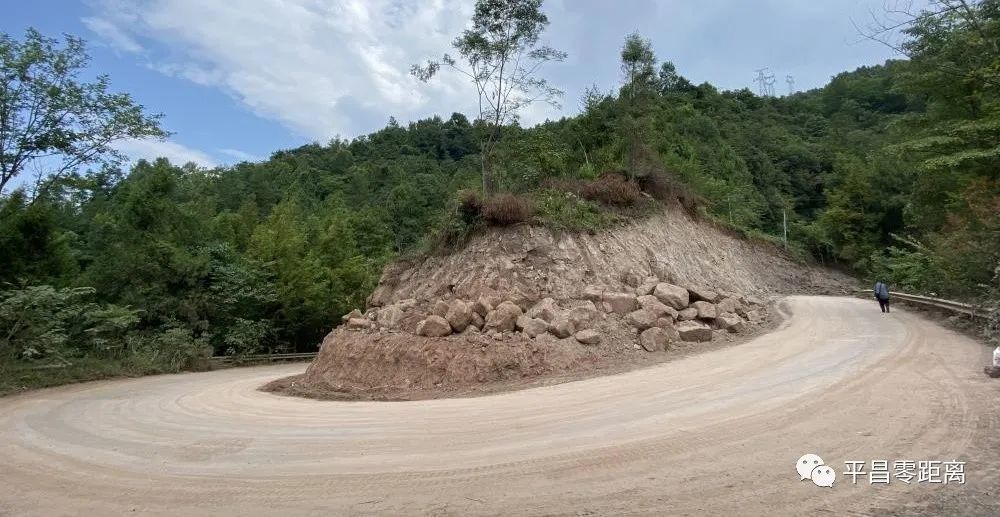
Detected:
left=281, top=207, right=856, bottom=399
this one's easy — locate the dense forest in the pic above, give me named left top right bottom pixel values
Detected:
left=1, top=0, right=997, bottom=390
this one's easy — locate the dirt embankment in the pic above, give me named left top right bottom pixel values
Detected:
left=266, top=207, right=857, bottom=400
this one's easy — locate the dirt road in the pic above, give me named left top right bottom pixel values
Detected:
left=1, top=296, right=997, bottom=516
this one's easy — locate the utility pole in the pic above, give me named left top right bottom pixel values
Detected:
left=786, top=75, right=795, bottom=96
left=782, top=209, right=788, bottom=250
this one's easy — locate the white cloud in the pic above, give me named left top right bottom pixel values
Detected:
left=81, top=16, right=143, bottom=53
left=84, top=0, right=482, bottom=140
left=83, top=0, right=922, bottom=142
left=217, top=148, right=259, bottom=162
left=115, top=138, right=218, bottom=167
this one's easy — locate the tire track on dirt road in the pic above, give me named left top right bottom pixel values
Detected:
left=1, top=296, right=996, bottom=516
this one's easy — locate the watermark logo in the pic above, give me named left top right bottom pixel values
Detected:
left=796, top=453, right=835, bottom=487
left=797, top=454, right=966, bottom=487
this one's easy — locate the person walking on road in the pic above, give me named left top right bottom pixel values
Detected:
left=873, top=280, right=890, bottom=313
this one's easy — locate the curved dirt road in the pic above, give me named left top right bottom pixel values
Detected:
left=1, top=296, right=998, bottom=516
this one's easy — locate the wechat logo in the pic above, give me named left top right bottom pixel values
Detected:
left=797, top=453, right=836, bottom=487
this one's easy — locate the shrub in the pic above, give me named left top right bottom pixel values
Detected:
left=580, top=173, right=642, bottom=206
left=638, top=168, right=703, bottom=212
left=482, top=194, right=535, bottom=226
left=457, top=189, right=483, bottom=223
left=533, top=189, right=615, bottom=231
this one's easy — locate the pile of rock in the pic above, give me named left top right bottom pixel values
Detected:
left=409, top=295, right=605, bottom=345
left=340, top=277, right=767, bottom=351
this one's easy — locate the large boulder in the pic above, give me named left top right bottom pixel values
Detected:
left=377, top=305, right=404, bottom=329
left=568, top=302, right=600, bottom=330
left=484, top=301, right=523, bottom=332
left=346, top=317, right=371, bottom=330
left=715, top=312, right=745, bottom=333
left=653, top=283, right=689, bottom=310
left=745, top=309, right=764, bottom=323
left=637, top=295, right=678, bottom=319
left=716, top=297, right=742, bottom=315
left=639, top=327, right=671, bottom=352
left=677, top=307, right=698, bottom=321
left=574, top=329, right=601, bottom=345
left=692, top=301, right=718, bottom=320
left=677, top=321, right=713, bottom=342
left=416, top=315, right=452, bottom=337
left=445, top=299, right=473, bottom=332
left=688, top=286, right=720, bottom=303
left=602, top=292, right=638, bottom=315
left=626, top=309, right=659, bottom=330
left=516, top=315, right=550, bottom=338
left=550, top=318, right=575, bottom=339
left=527, top=297, right=561, bottom=323
left=431, top=300, right=451, bottom=318
left=745, top=295, right=764, bottom=306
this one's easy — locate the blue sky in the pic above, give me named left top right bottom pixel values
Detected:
left=2, top=0, right=928, bottom=169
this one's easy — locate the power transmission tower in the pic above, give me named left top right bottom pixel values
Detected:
left=786, top=75, right=795, bottom=96
left=753, top=67, right=776, bottom=97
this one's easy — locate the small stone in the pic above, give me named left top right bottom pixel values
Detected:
left=568, top=302, right=600, bottom=330
left=484, top=301, right=523, bottom=332
left=677, top=308, right=698, bottom=321
left=431, top=300, right=450, bottom=318
left=377, top=305, right=404, bottom=329
left=688, top=286, right=720, bottom=303
left=527, top=297, right=561, bottom=323
left=653, top=283, right=689, bottom=309
left=516, top=315, right=550, bottom=338
left=677, top=321, right=713, bottom=342
left=416, top=315, right=452, bottom=337
left=639, top=327, right=671, bottom=352
left=574, top=329, right=601, bottom=345
left=627, top=309, right=659, bottom=330
left=445, top=299, right=473, bottom=332
left=346, top=317, right=371, bottom=330
left=550, top=318, right=575, bottom=339
left=341, top=309, right=363, bottom=322
left=637, top=295, right=678, bottom=319
left=602, top=292, right=638, bottom=315
left=692, top=301, right=718, bottom=320
left=716, top=297, right=741, bottom=315
left=715, top=312, right=744, bottom=333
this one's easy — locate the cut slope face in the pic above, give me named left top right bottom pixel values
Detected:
left=369, top=207, right=851, bottom=307
left=275, top=206, right=856, bottom=400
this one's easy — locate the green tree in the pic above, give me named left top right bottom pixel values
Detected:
left=0, top=29, right=166, bottom=197
left=411, top=0, right=567, bottom=196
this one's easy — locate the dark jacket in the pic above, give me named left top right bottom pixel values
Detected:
left=874, top=282, right=889, bottom=300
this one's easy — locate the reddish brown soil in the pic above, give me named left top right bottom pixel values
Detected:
left=263, top=305, right=784, bottom=401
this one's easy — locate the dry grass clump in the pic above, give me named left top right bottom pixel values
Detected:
left=481, top=193, right=535, bottom=226
left=580, top=173, right=643, bottom=206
